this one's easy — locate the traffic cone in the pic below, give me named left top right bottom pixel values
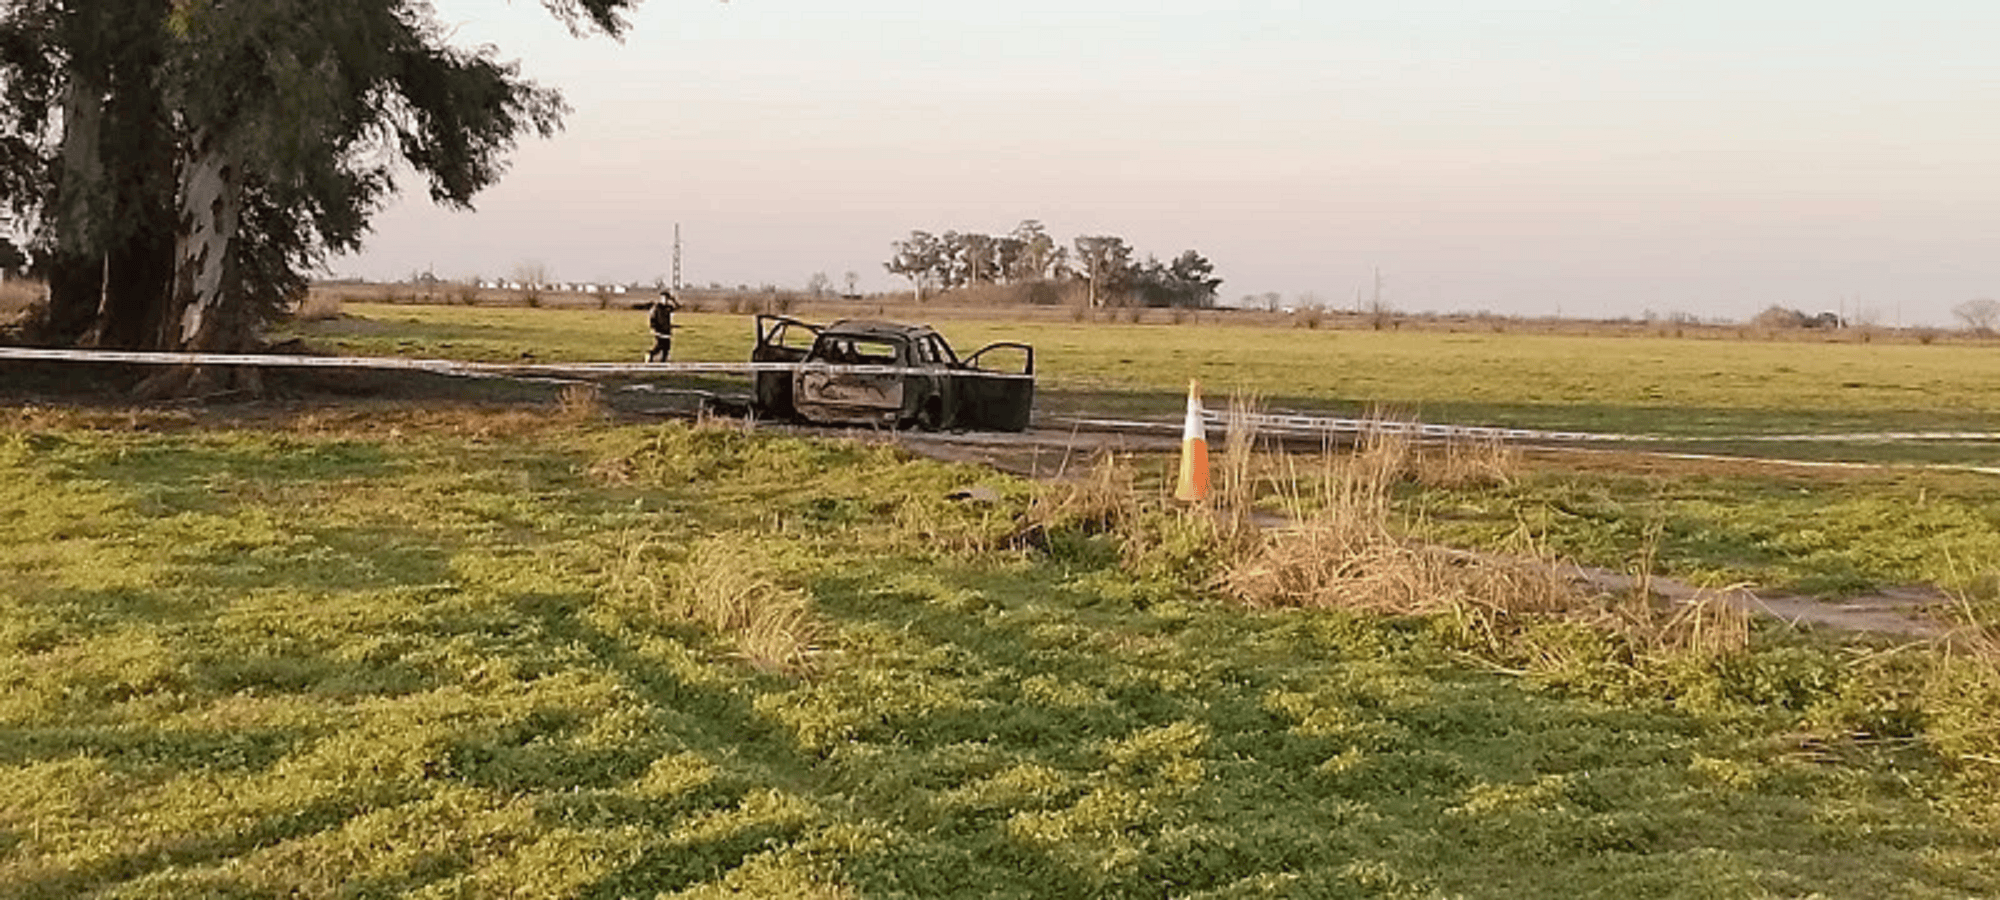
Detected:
left=1174, top=379, right=1210, bottom=503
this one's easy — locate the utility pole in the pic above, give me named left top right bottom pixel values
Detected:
left=672, top=223, right=683, bottom=292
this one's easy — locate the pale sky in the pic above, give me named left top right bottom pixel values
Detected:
left=337, top=1, right=2000, bottom=325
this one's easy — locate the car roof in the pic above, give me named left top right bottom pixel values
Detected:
left=819, top=319, right=942, bottom=341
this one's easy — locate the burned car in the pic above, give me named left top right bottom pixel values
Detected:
left=752, top=315, right=1034, bottom=431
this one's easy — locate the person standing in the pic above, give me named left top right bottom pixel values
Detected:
left=646, top=290, right=679, bottom=362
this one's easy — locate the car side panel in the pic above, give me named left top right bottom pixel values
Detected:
left=793, top=368, right=907, bottom=425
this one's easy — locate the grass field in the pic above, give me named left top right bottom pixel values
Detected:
left=277, top=300, right=2000, bottom=596
left=5, top=301, right=1999, bottom=895
left=4, top=408, right=1998, bottom=897
left=287, top=302, right=2000, bottom=446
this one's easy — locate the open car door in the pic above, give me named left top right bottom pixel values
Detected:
left=954, top=342, right=1035, bottom=432
left=752, top=315, right=821, bottom=419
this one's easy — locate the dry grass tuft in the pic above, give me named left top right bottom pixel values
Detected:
left=555, top=383, right=606, bottom=422
left=608, top=531, right=822, bottom=676
left=293, top=290, right=344, bottom=322
left=1647, top=594, right=1753, bottom=657
left=1414, top=434, right=1519, bottom=489
left=1223, top=512, right=1578, bottom=617
left=1216, top=392, right=1264, bottom=539
left=674, top=537, right=821, bottom=675
left=1016, top=451, right=1140, bottom=547
left=1221, top=425, right=1575, bottom=617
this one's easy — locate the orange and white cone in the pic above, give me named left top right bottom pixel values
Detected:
left=1174, top=379, right=1210, bottom=503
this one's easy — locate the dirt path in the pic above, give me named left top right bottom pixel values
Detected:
left=1560, top=566, right=1952, bottom=639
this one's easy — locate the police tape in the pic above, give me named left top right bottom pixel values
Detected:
left=0, top=346, right=1033, bottom=380
left=1059, top=410, right=2000, bottom=447
left=1058, top=414, right=1627, bottom=443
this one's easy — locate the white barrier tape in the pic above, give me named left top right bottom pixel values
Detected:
left=0, top=347, right=1031, bottom=381
left=1188, top=410, right=1618, bottom=443
left=1069, top=410, right=2000, bottom=447
left=1194, top=410, right=2000, bottom=445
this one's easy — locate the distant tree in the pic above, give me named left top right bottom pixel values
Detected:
left=1166, top=249, right=1221, bottom=308
left=512, top=261, right=552, bottom=287
left=959, top=232, right=998, bottom=285
left=1071, top=235, right=1134, bottom=307
left=885, top=229, right=944, bottom=300
left=805, top=271, right=832, bottom=298
left=1953, top=298, right=2000, bottom=333
left=938, top=230, right=970, bottom=289
left=842, top=270, right=859, bottom=296
left=1008, top=219, right=1057, bottom=281
left=1130, top=249, right=1222, bottom=308
left=991, top=235, right=1026, bottom=283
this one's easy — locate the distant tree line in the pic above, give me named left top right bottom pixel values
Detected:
left=885, top=220, right=1221, bottom=309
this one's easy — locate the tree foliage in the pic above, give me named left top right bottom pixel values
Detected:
left=1133, top=249, right=1221, bottom=309
left=0, top=0, right=644, bottom=358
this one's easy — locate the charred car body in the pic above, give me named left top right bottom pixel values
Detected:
left=752, top=316, right=1034, bottom=431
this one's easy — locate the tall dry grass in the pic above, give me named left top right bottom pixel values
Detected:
left=1414, top=433, right=1519, bottom=489
left=1014, top=451, right=1140, bottom=550
left=1019, top=411, right=1751, bottom=664
left=292, top=289, right=344, bottom=322
left=607, top=530, right=822, bottom=676
left=1214, top=419, right=1745, bottom=662
left=554, top=383, right=606, bottom=422
left=1218, top=416, right=1573, bottom=616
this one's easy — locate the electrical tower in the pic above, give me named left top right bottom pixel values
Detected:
left=672, top=223, right=683, bottom=292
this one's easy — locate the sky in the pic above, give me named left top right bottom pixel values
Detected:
left=335, top=1, right=2000, bottom=325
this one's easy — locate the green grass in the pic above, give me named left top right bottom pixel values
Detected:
left=3, top=412, right=1998, bottom=897
left=1398, top=463, right=2000, bottom=598
left=274, top=302, right=2000, bottom=596
left=288, top=304, right=2000, bottom=460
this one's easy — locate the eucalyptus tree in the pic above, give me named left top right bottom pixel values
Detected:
left=0, top=0, right=643, bottom=376
left=1007, top=219, right=1056, bottom=282
left=0, top=0, right=177, bottom=346
left=885, top=229, right=943, bottom=301
left=1071, top=234, right=1134, bottom=307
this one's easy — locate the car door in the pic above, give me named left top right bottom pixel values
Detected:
left=752, top=315, right=819, bottom=418
left=953, top=342, right=1035, bottom=432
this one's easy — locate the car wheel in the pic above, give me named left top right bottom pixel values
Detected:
left=915, top=397, right=945, bottom=431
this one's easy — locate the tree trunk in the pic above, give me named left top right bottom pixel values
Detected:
left=168, top=128, right=245, bottom=350
left=44, top=77, right=108, bottom=343
left=135, top=128, right=259, bottom=399
left=92, top=58, right=180, bottom=350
